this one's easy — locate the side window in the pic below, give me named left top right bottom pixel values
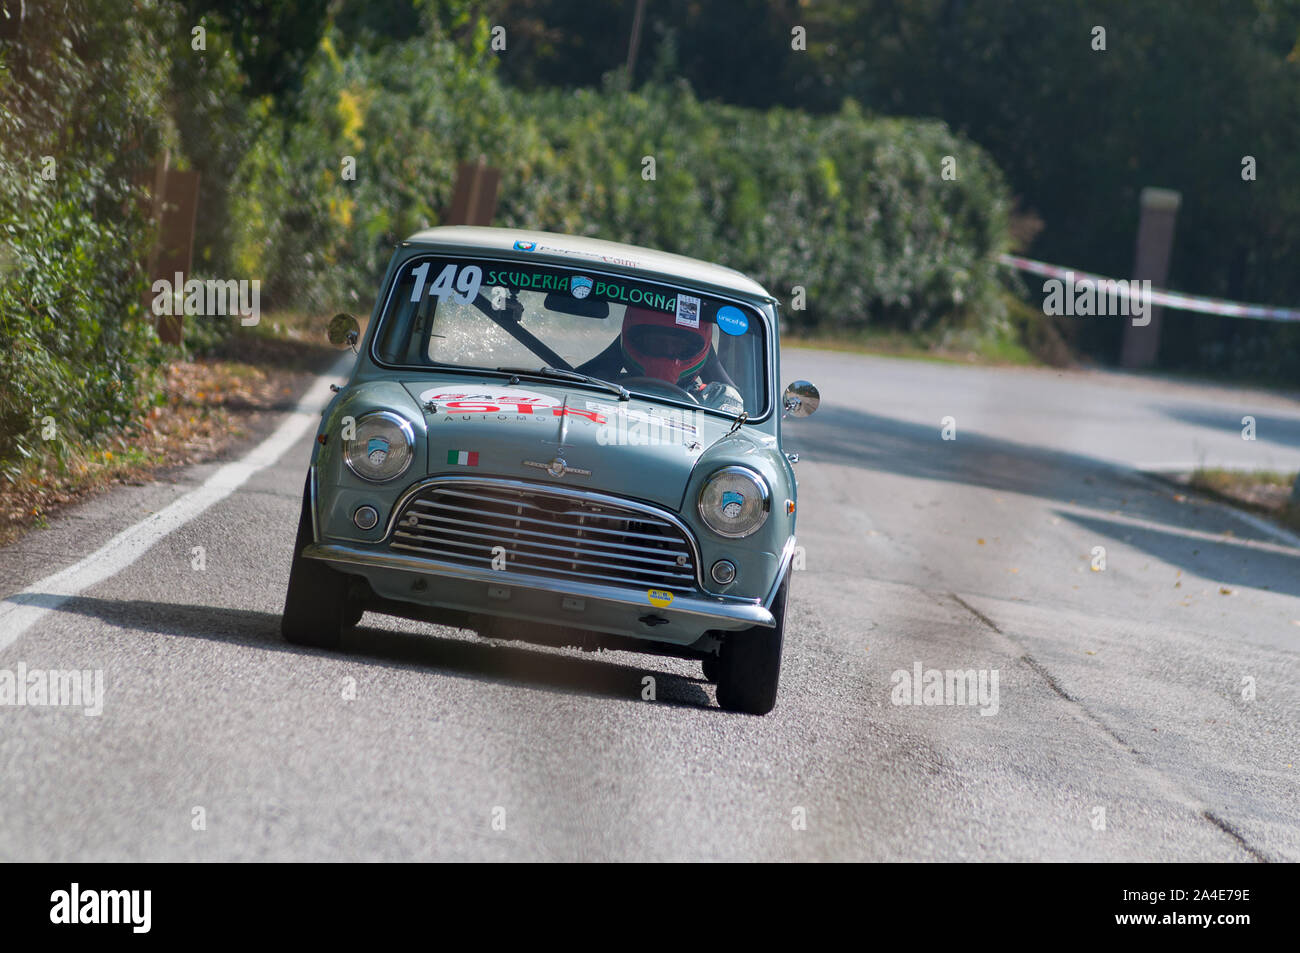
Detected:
left=709, top=302, right=765, bottom=413
left=376, top=263, right=428, bottom=364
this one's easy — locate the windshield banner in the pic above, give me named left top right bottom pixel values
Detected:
left=483, top=267, right=680, bottom=314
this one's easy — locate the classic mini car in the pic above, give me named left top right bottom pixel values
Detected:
left=281, top=227, right=819, bottom=714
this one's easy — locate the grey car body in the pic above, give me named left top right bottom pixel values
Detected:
left=283, top=226, right=817, bottom=714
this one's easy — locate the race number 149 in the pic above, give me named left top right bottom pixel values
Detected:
left=410, top=262, right=483, bottom=305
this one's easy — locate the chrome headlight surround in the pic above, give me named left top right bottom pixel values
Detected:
left=342, top=411, right=415, bottom=483
left=698, top=466, right=770, bottom=538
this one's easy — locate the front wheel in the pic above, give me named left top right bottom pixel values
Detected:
left=281, top=477, right=357, bottom=650
left=715, top=573, right=788, bottom=715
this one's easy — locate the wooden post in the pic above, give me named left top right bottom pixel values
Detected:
left=1120, top=187, right=1181, bottom=368
left=447, top=157, right=500, bottom=226
left=151, top=169, right=201, bottom=345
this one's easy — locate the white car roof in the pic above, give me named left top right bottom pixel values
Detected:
left=404, top=226, right=774, bottom=302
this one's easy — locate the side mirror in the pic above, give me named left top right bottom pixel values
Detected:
left=782, top=380, right=820, bottom=418
left=327, top=313, right=360, bottom=350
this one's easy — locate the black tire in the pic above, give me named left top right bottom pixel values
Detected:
left=281, top=478, right=356, bottom=650
left=701, top=653, right=722, bottom=683
left=715, top=573, right=788, bottom=715
left=346, top=602, right=365, bottom=627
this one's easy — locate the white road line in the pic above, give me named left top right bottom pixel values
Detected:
left=1055, top=499, right=1300, bottom=556
left=1214, top=504, right=1300, bottom=550
left=1137, top=461, right=1300, bottom=473
left=1134, top=468, right=1300, bottom=550
left=0, top=356, right=351, bottom=655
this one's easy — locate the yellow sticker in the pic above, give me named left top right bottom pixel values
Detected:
left=647, top=588, right=673, bottom=608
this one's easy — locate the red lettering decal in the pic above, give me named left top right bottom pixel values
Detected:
left=551, top=406, right=607, bottom=425
left=442, top=400, right=502, bottom=412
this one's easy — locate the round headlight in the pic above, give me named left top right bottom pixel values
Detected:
left=698, top=466, right=770, bottom=538
left=343, top=412, right=415, bottom=483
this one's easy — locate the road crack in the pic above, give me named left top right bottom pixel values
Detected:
left=946, top=591, right=1272, bottom=862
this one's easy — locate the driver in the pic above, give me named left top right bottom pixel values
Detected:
left=580, top=305, right=744, bottom=412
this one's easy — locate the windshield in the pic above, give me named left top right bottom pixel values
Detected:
left=373, top=254, right=769, bottom=416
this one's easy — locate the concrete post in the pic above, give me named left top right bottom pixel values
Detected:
left=1120, top=187, right=1181, bottom=369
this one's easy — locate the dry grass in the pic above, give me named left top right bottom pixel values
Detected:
left=1188, top=468, right=1300, bottom=533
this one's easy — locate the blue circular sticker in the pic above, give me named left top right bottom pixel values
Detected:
left=716, top=305, right=749, bottom=336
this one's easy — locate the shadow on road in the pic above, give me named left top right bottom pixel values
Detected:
left=790, top=404, right=1141, bottom=501
left=9, top=592, right=715, bottom=710
left=786, top=403, right=1294, bottom=548
left=1055, top=510, right=1300, bottom=600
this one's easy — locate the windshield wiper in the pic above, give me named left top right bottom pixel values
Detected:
left=496, top=366, right=630, bottom=401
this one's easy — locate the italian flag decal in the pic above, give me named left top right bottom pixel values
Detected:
left=447, top=450, right=479, bottom=466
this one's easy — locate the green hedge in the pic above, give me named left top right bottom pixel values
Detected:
left=0, top=0, right=173, bottom=474
left=234, top=27, right=1012, bottom=334
left=0, top=8, right=1014, bottom=476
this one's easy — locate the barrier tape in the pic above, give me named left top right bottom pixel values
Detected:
left=999, top=253, right=1300, bottom=323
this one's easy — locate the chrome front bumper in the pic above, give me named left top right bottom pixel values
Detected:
left=303, top=542, right=777, bottom=645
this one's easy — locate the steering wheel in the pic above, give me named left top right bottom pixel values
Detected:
left=619, top=376, right=700, bottom=404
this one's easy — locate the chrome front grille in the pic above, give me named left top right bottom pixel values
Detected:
left=389, top=481, right=698, bottom=593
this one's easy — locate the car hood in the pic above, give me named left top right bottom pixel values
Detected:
left=401, top=377, right=752, bottom=511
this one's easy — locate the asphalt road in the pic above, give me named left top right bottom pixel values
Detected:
left=2, top=349, right=1298, bottom=861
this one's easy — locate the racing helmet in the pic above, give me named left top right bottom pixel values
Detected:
left=620, top=305, right=711, bottom=386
